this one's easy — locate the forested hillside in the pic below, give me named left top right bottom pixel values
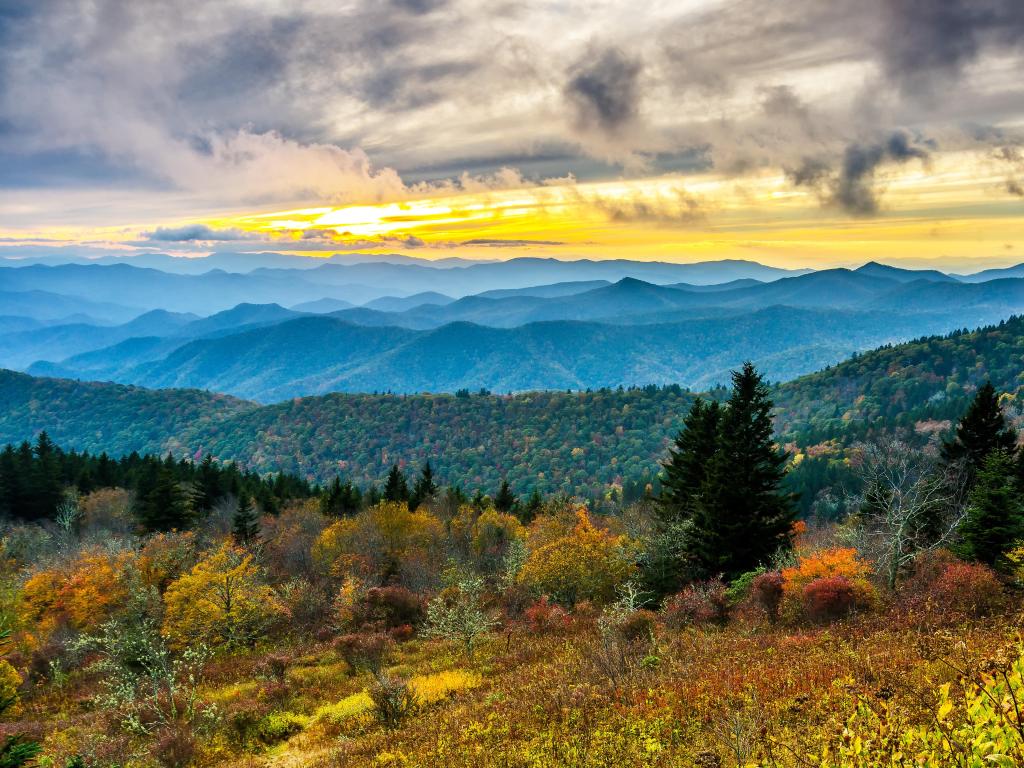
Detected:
left=4, top=315, right=1024, bottom=504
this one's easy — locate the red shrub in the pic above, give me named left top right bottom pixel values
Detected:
left=523, top=595, right=569, bottom=633
left=751, top=571, right=784, bottom=622
left=661, top=579, right=729, bottom=628
left=900, top=551, right=1005, bottom=622
left=152, top=724, right=195, bottom=768
left=801, top=576, right=856, bottom=622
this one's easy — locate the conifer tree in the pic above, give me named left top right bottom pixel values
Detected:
left=409, top=461, right=438, bottom=510
left=520, top=488, right=543, bottom=524
left=659, top=397, right=720, bottom=523
left=135, top=459, right=190, bottom=533
left=942, top=382, right=1017, bottom=479
left=494, top=479, right=517, bottom=514
left=190, top=454, right=222, bottom=517
left=687, top=363, right=796, bottom=579
left=957, top=450, right=1024, bottom=568
left=30, top=431, right=64, bottom=520
left=382, top=464, right=409, bottom=503
left=232, top=490, right=260, bottom=545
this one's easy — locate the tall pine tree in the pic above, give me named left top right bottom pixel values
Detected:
left=687, top=363, right=796, bottom=579
left=942, top=382, right=1017, bottom=480
left=383, top=464, right=409, bottom=503
left=659, top=397, right=720, bottom=524
left=494, top=479, right=517, bottom=514
left=409, top=462, right=438, bottom=509
left=232, top=490, right=260, bottom=545
left=135, top=458, right=190, bottom=533
left=956, top=450, right=1024, bottom=568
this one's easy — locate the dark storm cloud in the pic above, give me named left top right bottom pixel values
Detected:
left=565, top=48, right=642, bottom=134
left=878, top=0, right=1024, bottom=93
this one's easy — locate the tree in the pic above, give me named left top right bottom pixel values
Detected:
left=494, top=479, right=517, bottom=514
left=659, top=398, right=720, bottom=524
left=852, top=439, right=968, bottom=589
left=232, top=491, right=260, bottom=545
left=190, top=455, right=222, bottom=517
left=686, top=364, right=796, bottom=579
left=162, top=543, right=285, bottom=649
left=383, top=464, right=409, bottom=503
left=957, top=450, right=1024, bottom=568
left=135, top=459, right=190, bottom=533
left=30, top=431, right=64, bottom=520
left=409, top=462, right=437, bottom=510
left=0, top=627, right=39, bottom=766
left=942, top=382, right=1017, bottom=480
left=520, top=488, right=543, bottom=524
left=322, top=476, right=362, bottom=517
left=423, top=573, right=496, bottom=659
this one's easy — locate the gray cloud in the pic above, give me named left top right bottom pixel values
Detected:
left=788, top=131, right=932, bottom=215
left=147, top=224, right=248, bottom=241
left=565, top=47, right=643, bottom=135
left=2, top=0, right=1024, bottom=229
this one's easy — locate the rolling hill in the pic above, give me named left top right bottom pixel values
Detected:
left=3, top=315, right=1023, bottom=499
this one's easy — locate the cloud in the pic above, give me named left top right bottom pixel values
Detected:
left=461, top=238, right=566, bottom=247
left=788, top=130, right=932, bottom=216
left=588, top=186, right=707, bottom=225
left=147, top=224, right=248, bottom=241
left=565, top=47, right=643, bottom=136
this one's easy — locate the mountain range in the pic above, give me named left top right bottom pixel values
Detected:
left=2, top=255, right=1024, bottom=399
left=2, top=313, right=1021, bottom=497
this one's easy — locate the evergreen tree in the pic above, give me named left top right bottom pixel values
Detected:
left=942, top=382, right=1017, bottom=479
left=30, top=431, right=64, bottom=520
left=494, top=479, right=517, bottom=514
left=659, top=397, right=721, bottom=523
left=135, top=460, right=190, bottom=533
left=382, top=464, right=409, bottom=503
left=190, top=455, right=222, bottom=517
left=687, top=363, right=796, bottom=579
left=409, top=461, right=438, bottom=510
left=956, top=450, right=1024, bottom=568
left=232, top=490, right=260, bottom=545
left=520, top=488, right=543, bottom=524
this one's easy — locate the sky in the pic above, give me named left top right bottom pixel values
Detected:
left=1, top=0, right=1023, bottom=270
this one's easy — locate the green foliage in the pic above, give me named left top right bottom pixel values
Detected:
left=687, top=364, right=796, bottom=579
left=231, top=491, right=260, bottom=545
left=957, top=450, right=1024, bottom=568
left=423, top=573, right=496, bottom=659
left=941, top=380, right=1018, bottom=477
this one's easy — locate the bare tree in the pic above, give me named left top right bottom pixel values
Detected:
left=848, top=439, right=968, bottom=589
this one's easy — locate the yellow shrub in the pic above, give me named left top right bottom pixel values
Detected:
left=518, top=508, right=635, bottom=605
left=409, top=669, right=482, bottom=705
left=162, top=542, right=285, bottom=649
left=0, top=659, right=22, bottom=717
left=314, top=691, right=374, bottom=725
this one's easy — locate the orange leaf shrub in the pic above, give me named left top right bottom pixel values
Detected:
left=22, top=548, right=138, bottom=636
left=781, top=547, right=876, bottom=623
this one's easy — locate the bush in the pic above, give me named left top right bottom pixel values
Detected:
left=523, top=595, right=569, bottom=634
left=369, top=674, right=417, bottom=728
left=801, top=576, right=857, bottom=622
left=751, top=571, right=784, bottom=622
left=353, top=586, right=425, bottom=631
left=781, top=548, right=876, bottom=623
left=152, top=724, right=196, bottom=768
left=900, top=552, right=1005, bottom=622
left=333, top=632, right=394, bottom=675
left=256, top=711, right=308, bottom=745
left=661, top=579, right=729, bottom=628
left=518, top=509, right=635, bottom=606
left=616, top=609, right=658, bottom=642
